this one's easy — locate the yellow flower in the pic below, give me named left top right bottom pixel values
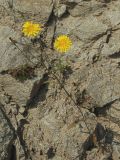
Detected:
left=54, top=35, right=72, bottom=53
left=22, top=21, right=43, bottom=38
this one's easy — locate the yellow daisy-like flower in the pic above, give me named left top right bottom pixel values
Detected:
left=54, top=35, right=72, bottom=53
left=22, top=21, right=43, bottom=38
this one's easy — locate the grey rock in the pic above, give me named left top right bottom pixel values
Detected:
left=68, top=1, right=105, bottom=17
left=107, top=100, right=120, bottom=121
left=23, top=106, right=95, bottom=160
left=112, top=143, right=120, bottom=160
left=72, top=16, right=108, bottom=43
left=108, top=30, right=120, bottom=55
left=66, top=0, right=82, bottom=2
left=54, top=4, right=67, bottom=18
left=101, top=43, right=113, bottom=57
left=55, top=15, right=82, bottom=35
left=0, top=24, right=47, bottom=74
left=0, top=26, right=24, bottom=72
left=0, top=74, right=45, bottom=107
left=0, top=0, right=120, bottom=159
left=104, top=10, right=120, bottom=27
left=13, top=0, right=53, bottom=23
left=86, top=147, right=111, bottom=160
left=87, top=61, right=120, bottom=107
left=0, top=104, right=15, bottom=160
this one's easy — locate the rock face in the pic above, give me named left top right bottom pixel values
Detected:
left=0, top=73, right=45, bottom=107
left=0, top=25, right=27, bottom=72
left=0, top=104, right=15, bottom=160
left=0, top=0, right=120, bottom=160
left=13, top=0, right=53, bottom=23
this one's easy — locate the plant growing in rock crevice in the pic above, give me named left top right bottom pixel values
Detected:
left=9, top=21, right=92, bottom=134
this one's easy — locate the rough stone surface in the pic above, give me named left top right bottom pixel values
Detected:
left=0, top=72, right=45, bottom=107
left=68, top=1, right=105, bottom=17
left=0, top=104, right=15, bottom=160
left=0, top=25, right=27, bottom=72
left=0, top=0, right=120, bottom=160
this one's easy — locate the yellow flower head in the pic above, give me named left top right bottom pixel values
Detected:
left=22, top=21, right=43, bottom=38
left=54, top=35, right=72, bottom=53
